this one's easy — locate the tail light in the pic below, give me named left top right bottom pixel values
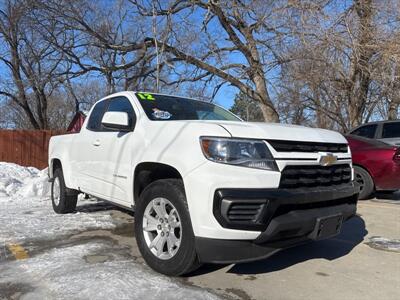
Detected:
left=393, top=148, right=400, bottom=164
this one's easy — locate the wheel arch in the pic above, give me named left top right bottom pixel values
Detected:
left=353, top=163, right=374, bottom=181
left=49, top=158, right=63, bottom=179
left=133, top=162, right=184, bottom=202
left=49, top=157, right=75, bottom=190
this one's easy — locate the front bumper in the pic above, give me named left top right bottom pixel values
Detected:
left=213, top=183, right=358, bottom=231
left=195, top=183, right=359, bottom=264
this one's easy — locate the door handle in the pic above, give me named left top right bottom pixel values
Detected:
left=92, top=140, right=101, bottom=146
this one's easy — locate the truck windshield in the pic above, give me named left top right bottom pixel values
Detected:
left=136, top=92, right=241, bottom=121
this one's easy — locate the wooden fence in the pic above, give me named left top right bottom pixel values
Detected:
left=0, top=130, right=66, bottom=170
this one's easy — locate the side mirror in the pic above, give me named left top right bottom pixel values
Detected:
left=101, top=111, right=131, bottom=131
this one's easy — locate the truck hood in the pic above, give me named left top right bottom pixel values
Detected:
left=213, top=121, right=347, bottom=144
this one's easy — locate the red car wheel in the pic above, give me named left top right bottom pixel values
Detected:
left=354, top=166, right=374, bottom=200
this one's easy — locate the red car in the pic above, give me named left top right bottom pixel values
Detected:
left=347, top=135, right=400, bottom=199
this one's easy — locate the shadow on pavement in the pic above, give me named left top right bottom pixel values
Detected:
left=75, top=200, right=134, bottom=216
left=373, top=191, right=400, bottom=201
left=227, top=215, right=367, bottom=275
left=191, top=215, right=367, bottom=276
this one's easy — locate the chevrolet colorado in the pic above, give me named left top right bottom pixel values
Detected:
left=48, top=91, right=359, bottom=276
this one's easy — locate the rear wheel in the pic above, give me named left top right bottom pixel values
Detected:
left=51, top=168, right=78, bottom=214
left=134, top=179, right=201, bottom=276
left=354, top=166, right=374, bottom=200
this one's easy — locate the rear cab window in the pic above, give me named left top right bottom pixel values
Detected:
left=382, top=122, right=400, bottom=138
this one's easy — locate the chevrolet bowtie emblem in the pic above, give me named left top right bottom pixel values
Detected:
left=319, top=153, right=337, bottom=166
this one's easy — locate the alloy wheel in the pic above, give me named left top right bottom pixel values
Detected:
left=355, top=172, right=365, bottom=192
left=142, top=197, right=182, bottom=260
left=53, top=177, right=61, bottom=206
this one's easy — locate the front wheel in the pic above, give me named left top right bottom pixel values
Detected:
left=134, top=179, right=201, bottom=276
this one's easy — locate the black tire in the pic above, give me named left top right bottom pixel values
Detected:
left=354, top=165, right=374, bottom=200
left=51, top=168, right=78, bottom=214
left=134, top=179, right=201, bottom=276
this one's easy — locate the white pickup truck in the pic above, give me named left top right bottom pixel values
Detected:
left=48, top=91, right=359, bottom=276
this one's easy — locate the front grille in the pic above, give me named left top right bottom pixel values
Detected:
left=273, top=196, right=357, bottom=219
left=226, top=200, right=265, bottom=222
left=268, top=140, right=348, bottom=153
left=280, top=164, right=352, bottom=189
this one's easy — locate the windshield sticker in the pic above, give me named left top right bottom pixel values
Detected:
left=152, top=108, right=172, bottom=120
left=137, top=92, right=155, bottom=101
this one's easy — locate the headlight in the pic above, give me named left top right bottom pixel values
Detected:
left=200, top=137, right=278, bottom=171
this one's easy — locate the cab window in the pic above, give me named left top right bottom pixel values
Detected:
left=382, top=122, right=400, bottom=138
left=87, top=100, right=107, bottom=131
left=351, top=124, right=377, bottom=139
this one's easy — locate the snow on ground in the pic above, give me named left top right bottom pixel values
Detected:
left=1, top=242, right=217, bottom=300
left=0, top=162, right=116, bottom=243
left=0, top=162, right=219, bottom=299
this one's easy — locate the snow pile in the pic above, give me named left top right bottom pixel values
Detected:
left=0, top=162, right=116, bottom=243
left=367, top=236, right=400, bottom=252
left=0, top=162, right=50, bottom=198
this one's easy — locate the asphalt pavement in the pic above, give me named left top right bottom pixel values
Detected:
left=1, top=194, right=399, bottom=300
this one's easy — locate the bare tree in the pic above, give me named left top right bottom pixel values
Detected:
left=33, top=0, right=163, bottom=94
left=275, top=0, right=400, bottom=131
left=99, top=0, right=326, bottom=122
left=2, top=0, right=399, bottom=130
left=0, top=0, right=66, bottom=129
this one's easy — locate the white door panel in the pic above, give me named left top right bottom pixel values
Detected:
left=69, top=99, right=111, bottom=196
left=95, top=130, right=133, bottom=202
left=72, top=129, right=108, bottom=196
left=92, top=96, right=137, bottom=204
left=69, top=96, right=137, bottom=206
